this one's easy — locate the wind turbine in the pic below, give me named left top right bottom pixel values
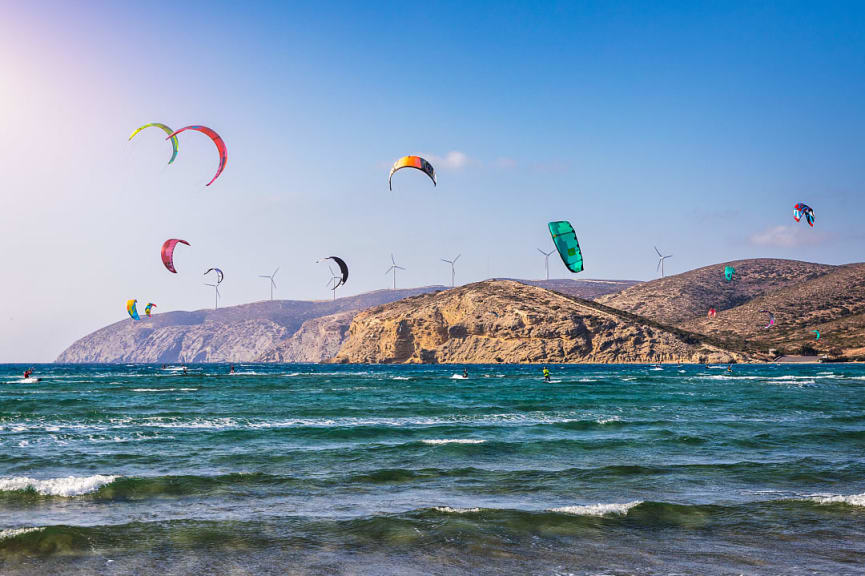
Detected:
left=325, top=264, right=341, bottom=301
left=537, top=248, right=555, bottom=281
left=258, top=267, right=279, bottom=300
left=385, top=254, right=405, bottom=290
left=440, top=253, right=461, bottom=288
left=203, top=281, right=220, bottom=309
left=654, top=246, right=672, bottom=277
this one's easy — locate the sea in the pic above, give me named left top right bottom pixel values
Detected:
left=0, top=363, right=863, bottom=575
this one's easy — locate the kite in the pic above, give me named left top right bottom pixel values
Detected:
left=127, top=299, right=140, bottom=321
left=548, top=221, right=584, bottom=273
left=388, top=156, right=436, bottom=190
left=760, top=309, right=775, bottom=329
left=161, top=239, right=190, bottom=273
left=724, top=266, right=735, bottom=282
left=129, top=123, right=179, bottom=164
left=318, top=256, right=348, bottom=289
left=707, top=308, right=717, bottom=318
left=167, top=126, right=227, bottom=186
left=793, top=203, right=815, bottom=227
left=204, top=267, right=224, bottom=284
left=812, top=329, right=821, bottom=340
left=144, top=302, right=156, bottom=317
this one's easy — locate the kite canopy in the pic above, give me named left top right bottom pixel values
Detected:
left=388, top=156, right=436, bottom=190
left=724, top=266, right=735, bottom=282
left=707, top=308, right=717, bottom=318
left=144, top=303, right=156, bottom=317
left=812, top=329, right=821, bottom=340
left=793, top=203, right=815, bottom=227
left=127, top=299, right=140, bottom=321
left=129, top=123, right=179, bottom=164
left=548, top=221, right=584, bottom=273
left=204, top=267, right=224, bottom=284
left=319, top=256, right=348, bottom=289
left=161, top=239, right=190, bottom=274
left=760, top=309, right=775, bottom=329
left=167, top=125, right=227, bottom=186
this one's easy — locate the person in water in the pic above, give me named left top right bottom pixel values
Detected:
left=462, top=368, right=468, bottom=378
left=543, top=367, right=550, bottom=382
left=229, top=365, right=235, bottom=374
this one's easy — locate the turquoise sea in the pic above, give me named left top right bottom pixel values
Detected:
left=1, top=364, right=863, bottom=575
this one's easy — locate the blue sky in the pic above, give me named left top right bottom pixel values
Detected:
left=1, top=1, right=864, bottom=361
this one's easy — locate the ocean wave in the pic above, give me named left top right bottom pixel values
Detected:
left=434, top=506, right=481, bottom=514
left=550, top=501, right=642, bottom=517
left=0, top=527, right=44, bottom=540
left=0, top=475, right=118, bottom=496
left=131, top=387, right=198, bottom=392
left=807, top=492, right=865, bottom=507
left=421, top=439, right=485, bottom=445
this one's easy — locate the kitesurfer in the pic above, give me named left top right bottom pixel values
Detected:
left=727, top=365, right=733, bottom=373
left=229, top=365, right=235, bottom=375
left=543, top=367, right=550, bottom=382
left=23, top=368, right=33, bottom=379
left=463, top=368, right=468, bottom=379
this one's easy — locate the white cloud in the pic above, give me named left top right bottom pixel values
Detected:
left=427, top=150, right=471, bottom=170
left=748, top=225, right=806, bottom=247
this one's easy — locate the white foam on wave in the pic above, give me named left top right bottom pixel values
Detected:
left=422, top=439, right=485, bottom=445
left=392, top=376, right=411, bottom=381
left=132, top=388, right=198, bottom=392
left=596, top=416, right=620, bottom=425
left=0, top=527, right=44, bottom=540
left=0, top=474, right=118, bottom=496
left=450, top=374, right=468, bottom=379
left=434, top=506, right=481, bottom=514
left=808, top=492, right=865, bottom=507
left=551, top=501, right=642, bottom=517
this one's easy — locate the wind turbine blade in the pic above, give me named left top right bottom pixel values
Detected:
left=273, top=267, right=279, bottom=278
left=396, top=266, right=406, bottom=270
left=258, top=275, right=269, bottom=278
left=391, top=254, right=396, bottom=265
left=654, top=246, right=662, bottom=257
left=454, top=254, right=461, bottom=263
left=385, top=266, right=394, bottom=274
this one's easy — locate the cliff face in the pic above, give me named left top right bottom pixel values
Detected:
left=333, top=280, right=750, bottom=364
left=56, top=288, right=443, bottom=363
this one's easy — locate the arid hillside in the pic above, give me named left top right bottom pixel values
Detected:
left=681, top=263, right=865, bottom=358
left=333, top=280, right=755, bottom=364
left=597, top=259, right=837, bottom=325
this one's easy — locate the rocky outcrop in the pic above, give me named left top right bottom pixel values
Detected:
left=256, top=311, right=354, bottom=362
left=56, top=287, right=444, bottom=363
left=333, top=280, right=752, bottom=364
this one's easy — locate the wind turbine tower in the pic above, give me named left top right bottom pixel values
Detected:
left=440, top=253, right=461, bottom=288
left=258, top=267, right=279, bottom=301
left=654, top=246, right=672, bottom=277
left=203, top=282, right=220, bottom=309
left=537, top=248, right=555, bottom=281
left=385, top=254, right=406, bottom=290
left=326, top=264, right=341, bottom=301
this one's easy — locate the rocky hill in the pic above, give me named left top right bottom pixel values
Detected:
left=681, top=263, right=865, bottom=357
left=56, top=287, right=445, bottom=363
left=55, top=278, right=636, bottom=364
left=511, top=278, right=639, bottom=299
left=596, top=259, right=836, bottom=325
left=332, top=280, right=755, bottom=364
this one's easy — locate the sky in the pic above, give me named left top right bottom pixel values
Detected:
left=1, top=1, right=864, bottom=362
